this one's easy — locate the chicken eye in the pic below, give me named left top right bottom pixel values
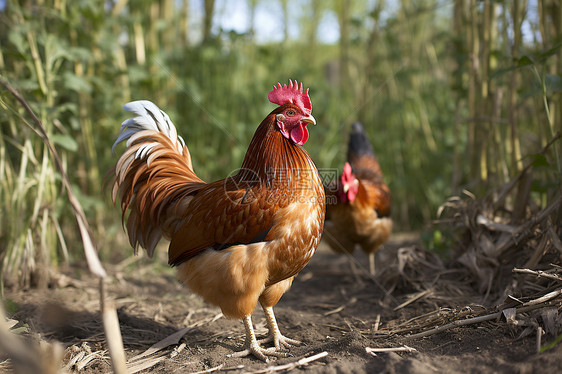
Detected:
left=286, top=110, right=295, bottom=116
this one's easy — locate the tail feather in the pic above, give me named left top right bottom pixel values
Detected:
left=347, top=122, right=383, bottom=178
left=113, top=100, right=185, bottom=152
left=112, top=101, right=205, bottom=257
left=347, top=122, right=375, bottom=161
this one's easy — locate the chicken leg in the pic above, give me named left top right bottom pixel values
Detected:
left=369, top=252, right=375, bottom=276
left=259, top=306, right=301, bottom=350
left=229, top=315, right=289, bottom=362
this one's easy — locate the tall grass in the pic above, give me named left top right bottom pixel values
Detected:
left=1, top=76, right=128, bottom=372
left=0, top=0, right=560, bottom=285
left=0, top=18, right=65, bottom=288
left=0, top=1, right=115, bottom=286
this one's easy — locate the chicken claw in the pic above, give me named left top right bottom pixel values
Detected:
left=258, top=334, right=301, bottom=350
left=229, top=343, right=290, bottom=362
left=229, top=315, right=291, bottom=362
left=260, top=306, right=302, bottom=350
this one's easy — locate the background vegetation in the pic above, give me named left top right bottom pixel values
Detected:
left=0, top=0, right=560, bottom=287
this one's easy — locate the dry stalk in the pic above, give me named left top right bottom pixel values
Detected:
left=188, top=364, right=225, bottom=374
left=512, top=268, right=562, bottom=283
left=492, top=193, right=562, bottom=258
left=393, top=309, right=441, bottom=330
left=393, top=289, right=433, bottom=311
left=127, top=354, right=169, bottom=374
left=100, top=279, right=127, bottom=374
left=0, top=306, right=44, bottom=373
left=128, top=326, right=193, bottom=361
left=536, top=327, right=545, bottom=354
left=407, top=302, right=557, bottom=339
left=170, top=343, right=187, bottom=358
left=365, top=346, right=418, bottom=356
left=324, top=297, right=357, bottom=316
left=476, top=215, right=516, bottom=233
left=373, top=314, right=381, bottom=331
left=524, top=234, right=550, bottom=269
left=519, top=288, right=562, bottom=307
left=249, top=351, right=328, bottom=373
left=492, top=132, right=561, bottom=212
left=548, top=225, right=562, bottom=256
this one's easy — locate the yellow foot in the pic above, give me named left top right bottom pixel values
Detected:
left=231, top=314, right=292, bottom=362
left=260, top=306, right=303, bottom=350
left=228, top=341, right=291, bottom=362
left=259, top=334, right=301, bottom=350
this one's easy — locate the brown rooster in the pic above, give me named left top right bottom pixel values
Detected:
left=324, top=122, right=392, bottom=275
left=111, top=80, right=325, bottom=361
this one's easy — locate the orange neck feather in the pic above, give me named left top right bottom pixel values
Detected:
left=237, top=112, right=312, bottom=187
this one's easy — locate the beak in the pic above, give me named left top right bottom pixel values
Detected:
left=343, top=184, right=349, bottom=193
left=301, top=114, right=316, bottom=126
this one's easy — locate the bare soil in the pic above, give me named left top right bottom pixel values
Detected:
left=4, top=235, right=562, bottom=373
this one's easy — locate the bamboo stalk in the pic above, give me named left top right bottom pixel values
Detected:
left=133, top=19, right=146, bottom=65
left=26, top=30, right=48, bottom=95
left=467, top=0, right=479, bottom=183
left=509, top=0, right=524, bottom=173
left=202, top=0, right=216, bottom=44
left=180, top=0, right=190, bottom=44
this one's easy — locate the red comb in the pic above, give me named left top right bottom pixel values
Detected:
left=268, top=80, right=312, bottom=115
left=342, top=162, right=353, bottom=181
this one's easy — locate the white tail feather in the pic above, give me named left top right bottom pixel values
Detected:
left=112, top=100, right=204, bottom=258
left=112, top=100, right=185, bottom=154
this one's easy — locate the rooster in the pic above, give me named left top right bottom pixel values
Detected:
left=323, top=122, right=392, bottom=275
left=111, top=80, right=325, bottom=361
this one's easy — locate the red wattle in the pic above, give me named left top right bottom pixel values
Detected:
left=290, top=123, right=309, bottom=145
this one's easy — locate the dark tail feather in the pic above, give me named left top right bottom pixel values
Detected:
left=347, top=122, right=374, bottom=161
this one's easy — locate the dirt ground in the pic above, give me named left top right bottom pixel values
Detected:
left=4, top=234, right=562, bottom=373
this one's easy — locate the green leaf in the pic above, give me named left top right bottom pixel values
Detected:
left=540, top=333, right=562, bottom=353
left=127, top=66, right=149, bottom=84
left=493, top=45, right=562, bottom=79
left=71, top=183, right=105, bottom=211
left=51, top=134, right=78, bottom=152
left=537, top=42, right=562, bottom=62
left=546, top=74, right=562, bottom=93
left=530, top=153, right=550, bottom=168
left=517, top=55, right=534, bottom=67
left=8, top=28, right=28, bottom=55
left=42, top=34, right=73, bottom=70
left=62, top=71, right=92, bottom=93
left=491, top=55, right=535, bottom=80
left=491, top=63, right=527, bottom=80
left=49, top=102, right=79, bottom=118
left=3, top=298, right=18, bottom=316
left=530, top=180, right=548, bottom=194
left=67, top=46, right=93, bottom=61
